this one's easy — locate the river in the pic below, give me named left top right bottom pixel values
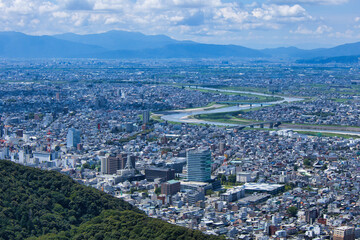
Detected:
left=160, top=86, right=360, bottom=136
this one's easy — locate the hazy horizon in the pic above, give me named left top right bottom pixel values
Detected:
left=0, top=29, right=356, bottom=50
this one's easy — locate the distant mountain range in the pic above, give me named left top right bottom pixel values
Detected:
left=0, top=30, right=359, bottom=62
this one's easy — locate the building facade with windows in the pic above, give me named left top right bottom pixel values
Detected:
left=186, top=148, right=212, bottom=182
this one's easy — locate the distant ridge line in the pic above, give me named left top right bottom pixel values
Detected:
left=0, top=30, right=359, bottom=60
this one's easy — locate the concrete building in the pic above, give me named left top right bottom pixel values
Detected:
left=145, top=167, right=175, bottom=182
left=306, top=208, right=318, bottom=224
left=220, top=186, right=245, bottom=202
left=143, top=110, right=150, bottom=124
left=101, top=155, right=119, bottom=175
left=187, top=190, right=205, bottom=206
left=66, top=128, right=80, bottom=148
left=161, top=180, right=181, bottom=196
left=33, top=151, right=57, bottom=163
left=237, top=172, right=253, bottom=183
left=186, top=148, right=212, bottom=182
left=333, top=226, right=355, bottom=240
left=101, top=153, right=135, bottom=175
left=244, top=183, right=284, bottom=195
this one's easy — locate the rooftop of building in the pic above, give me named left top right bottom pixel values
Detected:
left=244, top=183, right=284, bottom=191
left=167, top=180, right=180, bottom=184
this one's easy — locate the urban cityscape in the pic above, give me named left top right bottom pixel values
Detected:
left=1, top=0, right=360, bottom=239
left=1, top=59, right=360, bottom=239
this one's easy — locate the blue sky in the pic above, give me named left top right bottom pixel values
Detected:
left=0, top=0, right=359, bottom=49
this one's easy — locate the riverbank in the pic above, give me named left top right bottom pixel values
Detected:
left=280, top=124, right=360, bottom=132
left=159, top=87, right=360, bottom=137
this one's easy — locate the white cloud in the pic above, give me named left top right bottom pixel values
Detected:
left=291, top=26, right=313, bottom=34
left=355, top=17, right=360, bottom=22
left=315, top=24, right=332, bottom=34
left=0, top=0, right=319, bottom=44
left=291, top=24, right=332, bottom=34
left=215, top=6, right=249, bottom=23
left=273, top=0, right=348, bottom=5
left=252, top=4, right=310, bottom=22
left=52, top=11, right=69, bottom=19
left=329, top=29, right=354, bottom=38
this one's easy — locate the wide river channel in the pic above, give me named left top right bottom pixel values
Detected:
left=161, top=86, right=360, bottom=136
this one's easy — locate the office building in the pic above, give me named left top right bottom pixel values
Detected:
left=101, top=155, right=119, bottom=175
left=306, top=208, right=318, bottom=224
left=236, top=172, right=253, bottom=183
left=161, top=180, right=181, bottom=196
left=186, top=148, right=212, bottom=182
left=166, top=157, right=186, bottom=173
left=145, top=167, right=175, bottom=182
left=333, top=226, right=355, bottom=240
left=220, top=186, right=245, bottom=203
left=219, top=142, right=225, bottom=154
left=66, top=128, right=80, bottom=148
left=143, top=110, right=150, bottom=124
left=101, top=153, right=136, bottom=175
left=100, top=157, right=108, bottom=174
left=187, top=190, right=205, bottom=206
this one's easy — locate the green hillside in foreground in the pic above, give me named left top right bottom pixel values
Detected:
left=0, top=161, right=223, bottom=240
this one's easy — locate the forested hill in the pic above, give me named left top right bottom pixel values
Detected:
left=0, top=161, right=223, bottom=240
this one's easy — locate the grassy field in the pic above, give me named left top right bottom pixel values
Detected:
left=200, top=85, right=271, bottom=94
left=150, top=114, right=162, bottom=121
left=294, top=131, right=360, bottom=139
left=331, top=98, right=352, bottom=103
left=193, top=109, right=264, bottom=125
left=282, top=122, right=360, bottom=130
left=185, top=87, right=283, bottom=103
left=309, top=83, right=360, bottom=96
left=235, top=127, right=360, bottom=139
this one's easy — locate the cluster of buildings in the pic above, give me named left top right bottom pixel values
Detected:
left=1, top=60, right=360, bottom=239
left=242, top=98, right=360, bottom=127
left=0, top=82, right=256, bottom=115
left=2, top=106, right=360, bottom=239
left=2, top=59, right=358, bottom=98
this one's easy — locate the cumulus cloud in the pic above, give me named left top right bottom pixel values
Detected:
left=315, top=25, right=332, bottom=34
left=291, top=26, right=313, bottom=34
left=0, top=0, right=322, bottom=44
left=252, top=4, right=309, bottom=21
left=291, top=24, right=332, bottom=34
left=273, top=0, right=348, bottom=5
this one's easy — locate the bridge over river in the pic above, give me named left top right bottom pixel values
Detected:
left=160, top=87, right=360, bottom=136
left=161, top=86, right=301, bottom=126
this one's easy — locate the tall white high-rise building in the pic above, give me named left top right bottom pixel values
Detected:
left=67, top=128, right=80, bottom=148
left=186, top=148, right=212, bottom=182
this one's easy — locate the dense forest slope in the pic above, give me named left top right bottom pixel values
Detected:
left=0, top=161, right=222, bottom=240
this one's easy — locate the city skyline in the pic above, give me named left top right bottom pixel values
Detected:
left=1, top=58, right=360, bottom=239
left=0, top=0, right=359, bottom=49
